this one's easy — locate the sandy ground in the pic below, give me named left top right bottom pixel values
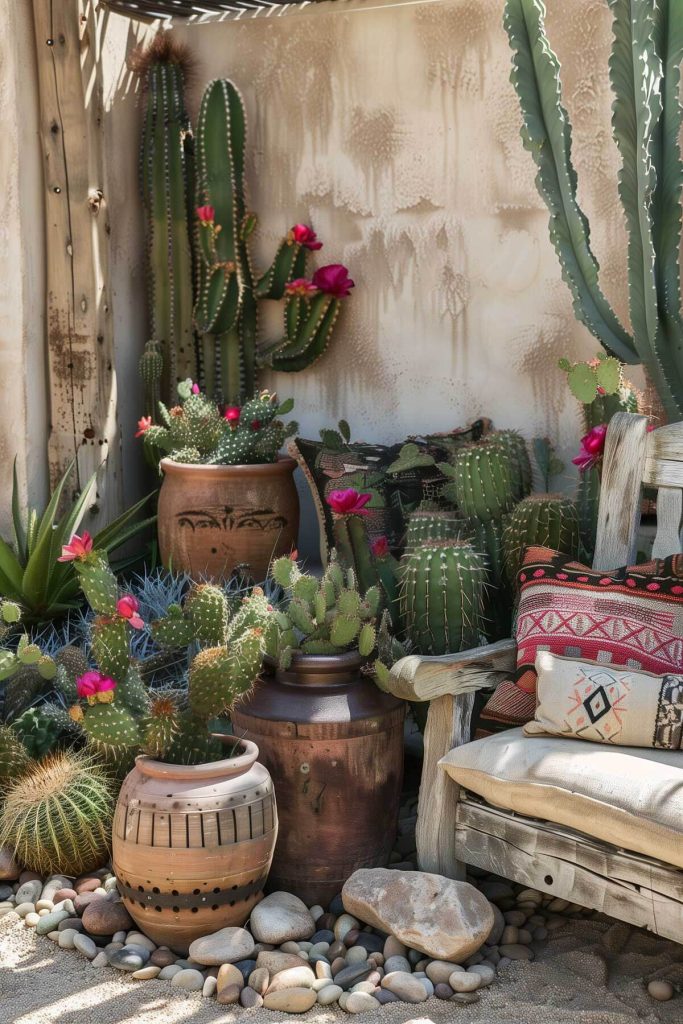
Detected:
left=1, top=910, right=681, bottom=1024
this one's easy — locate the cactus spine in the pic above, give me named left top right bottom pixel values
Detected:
left=136, top=36, right=197, bottom=407
left=404, top=507, right=464, bottom=551
left=503, top=494, right=581, bottom=584
left=399, top=540, right=488, bottom=656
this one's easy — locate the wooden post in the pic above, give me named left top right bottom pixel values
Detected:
left=31, top=0, right=122, bottom=524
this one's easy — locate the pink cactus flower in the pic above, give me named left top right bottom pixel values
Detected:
left=135, top=415, right=152, bottom=438
left=117, top=595, right=144, bottom=630
left=58, top=532, right=93, bottom=563
left=290, top=224, right=322, bottom=251
left=96, top=675, right=117, bottom=692
left=224, top=406, right=241, bottom=426
left=191, top=382, right=200, bottom=395
left=371, top=536, right=389, bottom=558
left=572, top=424, right=608, bottom=471
left=285, top=278, right=319, bottom=298
left=197, top=205, right=215, bottom=224
left=312, top=264, right=355, bottom=298
left=327, top=489, right=372, bottom=516
left=76, top=670, right=102, bottom=698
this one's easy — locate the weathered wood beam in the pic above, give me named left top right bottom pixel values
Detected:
left=31, top=0, right=122, bottom=524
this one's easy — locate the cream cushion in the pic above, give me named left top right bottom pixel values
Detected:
left=440, top=729, right=683, bottom=868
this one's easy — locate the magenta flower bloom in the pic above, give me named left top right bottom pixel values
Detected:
left=191, top=382, right=200, bottom=395
left=117, top=595, right=144, bottom=630
left=312, top=264, right=355, bottom=298
left=285, top=278, right=319, bottom=297
left=76, top=670, right=101, bottom=698
left=327, top=489, right=372, bottom=516
left=58, top=532, right=93, bottom=563
left=224, top=405, right=241, bottom=426
left=290, top=224, right=322, bottom=251
left=196, top=205, right=215, bottom=224
left=572, top=424, right=608, bottom=472
left=96, top=676, right=117, bottom=692
left=371, top=536, right=389, bottom=558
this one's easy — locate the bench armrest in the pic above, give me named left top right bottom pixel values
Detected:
left=385, top=637, right=517, bottom=701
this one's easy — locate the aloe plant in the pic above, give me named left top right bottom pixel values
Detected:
left=505, top=0, right=683, bottom=420
left=0, top=461, right=155, bottom=623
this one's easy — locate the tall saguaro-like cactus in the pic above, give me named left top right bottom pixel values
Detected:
left=132, top=35, right=197, bottom=410
left=193, top=79, right=352, bottom=405
left=504, top=0, right=683, bottom=420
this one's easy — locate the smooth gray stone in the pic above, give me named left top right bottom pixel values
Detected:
left=108, top=947, right=145, bottom=972
left=0, top=885, right=13, bottom=902
left=73, top=933, right=98, bottom=960
left=333, top=963, right=374, bottom=991
left=36, top=910, right=70, bottom=935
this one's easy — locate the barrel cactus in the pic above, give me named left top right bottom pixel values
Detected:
left=442, top=442, right=516, bottom=522
left=503, top=494, right=581, bottom=585
left=0, top=749, right=116, bottom=875
left=404, top=506, right=464, bottom=551
left=399, top=540, right=488, bottom=656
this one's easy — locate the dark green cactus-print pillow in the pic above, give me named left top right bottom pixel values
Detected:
left=289, top=418, right=491, bottom=562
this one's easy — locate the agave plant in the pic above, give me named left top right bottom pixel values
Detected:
left=505, top=0, right=683, bottom=420
left=0, top=460, right=155, bottom=623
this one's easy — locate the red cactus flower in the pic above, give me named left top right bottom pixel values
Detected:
left=224, top=406, right=241, bottom=427
left=572, top=424, right=608, bottom=471
left=117, top=595, right=144, bottom=630
left=285, top=278, right=319, bottom=297
left=251, top=419, right=261, bottom=431
left=312, top=264, right=355, bottom=298
left=58, top=532, right=93, bottom=563
left=371, top=536, right=389, bottom=558
left=191, top=382, right=200, bottom=395
left=327, top=489, right=371, bottom=516
left=290, top=224, right=322, bottom=251
left=76, top=670, right=101, bottom=698
left=197, top=205, right=215, bottom=224
left=135, top=416, right=152, bottom=438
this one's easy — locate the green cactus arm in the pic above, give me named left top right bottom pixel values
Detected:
left=504, top=0, right=636, bottom=363
left=267, top=296, right=341, bottom=373
left=652, top=2, right=683, bottom=381
left=254, top=239, right=307, bottom=300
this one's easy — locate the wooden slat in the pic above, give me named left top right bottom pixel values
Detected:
left=202, top=812, right=220, bottom=849
left=645, top=421, right=683, bottom=461
left=30, top=1, right=123, bottom=526
left=187, top=813, right=203, bottom=848
left=593, top=413, right=649, bottom=570
left=124, top=807, right=140, bottom=843
left=218, top=809, right=236, bottom=845
left=652, top=487, right=683, bottom=558
left=153, top=812, right=171, bottom=847
left=643, top=456, right=683, bottom=488
left=456, top=798, right=683, bottom=942
left=136, top=811, right=154, bottom=846
left=170, top=814, right=187, bottom=849
left=234, top=805, right=251, bottom=842
left=387, top=639, right=516, bottom=702
left=250, top=800, right=265, bottom=839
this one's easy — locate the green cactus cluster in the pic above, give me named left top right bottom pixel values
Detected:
left=143, top=381, right=297, bottom=466
left=331, top=514, right=400, bottom=622
left=399, top=540, right=488, bottom=656
left=404, top=505, right=465, bottom=551
left=266, top=554, right=388, bottom=672
left=134, top=41, right=351, bottom=409
left=503, top=494, right=581, bottom=585
left=10, top=706, right=65, bottom=760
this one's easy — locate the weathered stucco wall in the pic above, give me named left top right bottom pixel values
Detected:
left=0, top=0, right=49, bottom=527
left=101, top=0, right=633, bottom=552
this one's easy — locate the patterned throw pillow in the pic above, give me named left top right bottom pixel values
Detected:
left=289, top=419, right=491, bottom=560
left=479, top=546, right=683, bottom=731
left=525, top=652, right=683, bottom=749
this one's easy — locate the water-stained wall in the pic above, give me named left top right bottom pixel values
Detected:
left=102, top=0, right=633, bottom=547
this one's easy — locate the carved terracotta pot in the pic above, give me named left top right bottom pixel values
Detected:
left=157, top=456, right=299, bottom=581
left=232, top=653, right=405, bottom=906
left=112, top=739, right=277, bottom=953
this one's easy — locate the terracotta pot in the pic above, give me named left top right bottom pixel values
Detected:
left=232, top=653, right=405, bottom=906
left=157, top=456, right=299, bottom=581
left=112, top=739, right=277, bottom=953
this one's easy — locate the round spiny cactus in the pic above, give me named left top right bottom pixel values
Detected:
left=400, top=539, right=488, bottom=655
left=0, top=750, right=115, bottom=875
left=450, top=442, right=515, bottom=522
left=503, top=494, right=581, bottom=585
left=0, top=724, right=29, bottom=787
left=405, top=508, right=464, bottom=551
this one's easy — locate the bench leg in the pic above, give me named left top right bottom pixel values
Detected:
left=415, top=691, right=473, bottom=880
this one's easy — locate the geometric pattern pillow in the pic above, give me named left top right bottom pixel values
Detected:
left=479, top=545, right=683, bottom=730
left=524, top=651, right=683, bottom=748
left=289, top=419, right=491, bottom=562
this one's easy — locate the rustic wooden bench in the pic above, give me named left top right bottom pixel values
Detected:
left=385, top=413, right=683, bottom=941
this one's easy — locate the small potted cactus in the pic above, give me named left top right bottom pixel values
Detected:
left=58, top=536, right=278, bottom=954
left=232, top=554, right=406, bottom=906
left=138, top=380, right=299, bottom=581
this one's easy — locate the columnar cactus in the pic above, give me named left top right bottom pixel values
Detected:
left=503, top=494, right=581, bottom=585
left=399, top=540, right=488, bottom=656
left=132, top=35, right=197, bottom=407
left=444, top=443, right=516, bottom=522
left=193, top=78, right=353, bottom=404
left=404, top=506, right=464, bottom=551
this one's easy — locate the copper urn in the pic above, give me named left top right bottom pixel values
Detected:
left=232, top=652, right=405, bottom=906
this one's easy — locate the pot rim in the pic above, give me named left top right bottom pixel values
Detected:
left=134, top=737, right=259, bottom=780
left=265, top=651, right=364, bottom=672
left=160, top=455, right=297, bottom=477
